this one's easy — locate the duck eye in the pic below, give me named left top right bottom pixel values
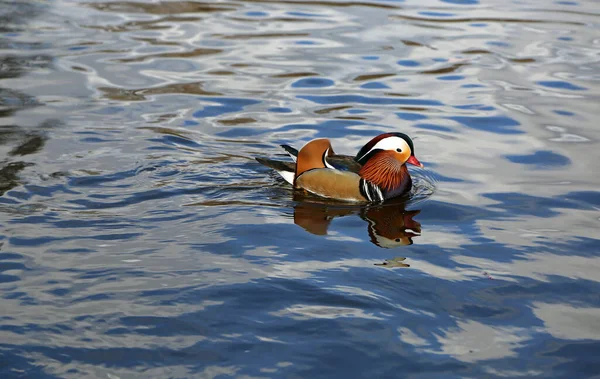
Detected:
left=396, top=148, right=402, bottom=153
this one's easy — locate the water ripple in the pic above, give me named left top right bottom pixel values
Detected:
left=1, top=0, right=599, bottom=377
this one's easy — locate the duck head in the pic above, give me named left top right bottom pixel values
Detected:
left=355, top=133, right=423, bottom=198
left=355, top=132, right=423, bottom=168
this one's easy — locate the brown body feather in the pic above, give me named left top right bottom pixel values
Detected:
left=293, top=138, right=367, bottom=201
left=295, top=169, right=365, bottom=202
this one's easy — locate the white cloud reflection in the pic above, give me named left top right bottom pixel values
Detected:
left=272, top=304, right=383, bottom=320
left=533, top=302, right=600, bottom=341
left=452, top=252, right=600, bottom=283
left=399, top=320, right=537, bottom=363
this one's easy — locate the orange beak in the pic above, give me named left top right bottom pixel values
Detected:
left=406, top=155, right=424, bottom=168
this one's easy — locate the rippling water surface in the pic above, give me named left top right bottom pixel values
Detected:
left=1, top=0, right=599, bottom=377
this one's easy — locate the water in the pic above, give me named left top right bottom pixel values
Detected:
left=1, top=0, right=599, bottom=377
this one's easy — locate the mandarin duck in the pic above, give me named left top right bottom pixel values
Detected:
left=256, top=133, right=423, bottom=202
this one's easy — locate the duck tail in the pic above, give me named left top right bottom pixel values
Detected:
left=255, top=157, right=295, bottom=185
left=280, top=144, right=298, bottom=161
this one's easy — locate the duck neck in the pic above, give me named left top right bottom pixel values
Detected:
left=359, top=155, right=412, bottom=199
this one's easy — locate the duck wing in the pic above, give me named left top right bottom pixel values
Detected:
left=280, top=145, right=361, bottom=173
left=326, top=155, right=362, bottom=173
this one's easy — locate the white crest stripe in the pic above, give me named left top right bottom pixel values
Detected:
left=323, top=148, right=335, bottom=169
left=356, top=137, right=411, bottom=162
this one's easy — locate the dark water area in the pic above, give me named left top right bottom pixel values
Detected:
left=1, top=0, right=599, bottom=377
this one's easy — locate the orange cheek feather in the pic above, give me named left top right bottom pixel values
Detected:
left=395, top=150, right=410, bottom=164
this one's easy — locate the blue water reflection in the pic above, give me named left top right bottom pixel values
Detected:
left=193, top=97, right=261, bottom=118
left=449, top=115, right=522, bottom=134
left=537, top=81, right=587, bottom=91
left=506, top=150, right=571, bottom=168
left=292, top=78, right=335, bottom=88
left=1, top=0, right=599, bottom=377
left=298, top=95, right=444, bottom=106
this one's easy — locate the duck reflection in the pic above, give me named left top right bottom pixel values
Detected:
left=292, top=194, right=421, bottom=248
